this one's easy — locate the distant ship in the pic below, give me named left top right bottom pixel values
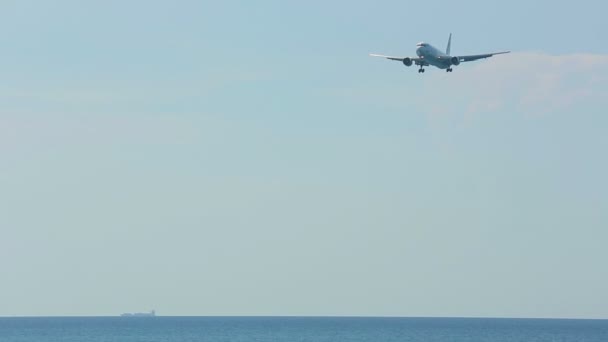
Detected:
left=120, top=310, right=156, bottom=317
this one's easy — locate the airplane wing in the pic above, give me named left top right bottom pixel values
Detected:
left=369, top=54, right=427, bottom=65
left=456, top=51, right=510, bottom=62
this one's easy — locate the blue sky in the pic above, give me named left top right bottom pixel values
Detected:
left=1, top=1, right=607, bottom=318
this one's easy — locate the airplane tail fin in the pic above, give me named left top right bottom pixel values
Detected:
left=446, top=33, right=452, bottom=55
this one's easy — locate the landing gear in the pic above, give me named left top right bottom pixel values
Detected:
left=418, top=68, right=425, bottom=73
left=446, top=68, right=453, bottom=72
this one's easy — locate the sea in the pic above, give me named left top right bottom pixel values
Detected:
left=1, top=316, right=607, bottom=342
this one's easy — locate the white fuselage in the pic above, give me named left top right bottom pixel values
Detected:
left=416, top=43, right=451, bottom=69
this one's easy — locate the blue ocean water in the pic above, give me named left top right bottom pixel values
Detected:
left=1, top=316, right=607, bottom=342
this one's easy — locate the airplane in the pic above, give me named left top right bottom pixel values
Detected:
left=370, top=34, right=510, bottom=73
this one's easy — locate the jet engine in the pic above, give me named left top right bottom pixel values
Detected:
left=450, top=57, right=461, bottom=66
left=402, top=58, right=413, bottom=67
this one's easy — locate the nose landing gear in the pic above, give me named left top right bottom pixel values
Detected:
left=418, top=67, right=425, bottom=73
left=446, top=68, right=453, bottom=72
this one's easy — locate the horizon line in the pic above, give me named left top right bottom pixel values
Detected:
left=1, top=314, right=606, bottom=321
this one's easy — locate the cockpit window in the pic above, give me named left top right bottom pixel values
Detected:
left=416, top=42, right=427, bottom=47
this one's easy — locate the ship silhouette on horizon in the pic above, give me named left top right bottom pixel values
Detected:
left=120, top=310, right=155, bottom=317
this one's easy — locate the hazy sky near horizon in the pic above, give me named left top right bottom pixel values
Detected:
left=1, top=0, right=607, bottom=318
